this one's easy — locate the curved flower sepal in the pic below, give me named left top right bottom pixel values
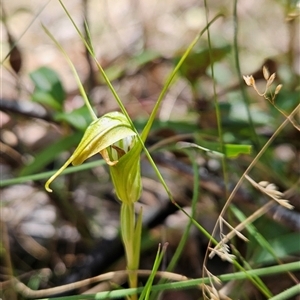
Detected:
left=109, top=139, right=142, bottom=204
left=45, top=111, right=136, bottom=192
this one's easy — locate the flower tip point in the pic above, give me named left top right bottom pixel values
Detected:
left=45, top=183, right=53, bottom=193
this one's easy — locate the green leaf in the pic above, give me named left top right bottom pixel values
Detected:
left=224, top=143, right=252, bottom=157
left=19, top=132, right=82, bottom=176
left=31, top=90, right=62, bottom=111
left=131, top=50, right=161, bottom=67
left=133, top=118, right=199, bottom=133
left=30, top=66, right=65, bottom=111
left=253, top=232, right=300, bottom=265
left=98, top=51, right=161, bottom=82
left=179, top=139, right=252, bottom=158
left=99, top=64, right=125, bottom=82
left=177, top=45, right=231, bottom=85
left=54, top=105, right=93, bottom=131
left=140, top=244, right=166, bottom=300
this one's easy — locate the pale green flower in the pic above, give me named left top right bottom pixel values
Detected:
left=45, top=111, right=142, bottom=203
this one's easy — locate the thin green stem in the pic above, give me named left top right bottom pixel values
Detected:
left=233, top=0, right=260, bottom=152
left=58, top=0, right=130, bottom=122
left=42, top=25, right=97, bottom=121
left=231, top=247, right=273, bottom=298
left=150, top=150, right=199, bottom=300
left=0, top=160, right=106, bottom=188
left=1, top=0, right=51, bottom=65
left=204, top=0, right=229, bottom=201
left=137, top=14, right=223, bottom=204
left=269, top=284, right=300, bottom=300
left=140, top=244, right=167, bottom=300
left=166, top=150, right=199, bottom=271
left=141, top=14, right=223, bottom=143
left=33, top=261, right=300, bottom=299
left=120, top=203, right=141, bottom=300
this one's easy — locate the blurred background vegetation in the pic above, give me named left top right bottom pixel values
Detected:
left=1, top=0, right=299, bottom=299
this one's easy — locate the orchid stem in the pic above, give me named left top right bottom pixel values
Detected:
left=121, top=203, right=142, bottom=300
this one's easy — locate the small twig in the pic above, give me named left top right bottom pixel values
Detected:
left=209, top=201, right=274, bottom=259
left=2, top=269, right=188, bottom=299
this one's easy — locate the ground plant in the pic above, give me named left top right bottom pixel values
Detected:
left=1, top=0, right=300, bottom=299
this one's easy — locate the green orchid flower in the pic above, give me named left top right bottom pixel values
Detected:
left=45, top=111, right=142, bottom=204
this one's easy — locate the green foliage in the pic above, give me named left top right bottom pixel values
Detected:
left=184, top=137, right=252, bottom=158
left=54, top=105, right=93, bottom=131
left=19, top=132, right=83, bottom=176
left=131, top=50, right=161, bottom=67
left=253, top=232, right=300, bottom=265
left=177, top=45, right=231, bottom=86
left=2, top=0, right=299, bottom=299
left=231, top=205, right=299, bottom=268
left=30, top=66, right=66, bottom=111
left=99, top=50, right=161, bottom=82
